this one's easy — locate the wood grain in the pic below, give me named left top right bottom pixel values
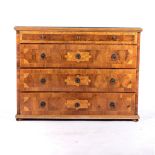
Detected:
left=65, top=99, right=91, bottom=110
left=15, top=27, right=142, bottom=120
left=20, top=69, right=136, bottom=92
left=20, top=44, right=137, bottom=68
left=135, top=32, right=141, bottom=115
left=19, top=31, right=137, bottom=44
left=20, top=92, right=136, bottom=115
left=16, top=31, right=20, bottom=115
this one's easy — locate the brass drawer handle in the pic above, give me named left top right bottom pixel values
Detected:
left=40, top=78, right=46, bottom=84
left=110, top=78, right=116, bottom=85
left=64, top=51, right=91, bottom=62
left=75, top=53, right=81, bottom=59
left=75, top=102, right=80, bottom=108
left=40, top=52, right=46, bottom=59
left=65, top=75, right=91, bottom=86
left=40, top=101, right=46, bottom=108
left=75, top=77, right=80, bottom=84
left=109, top=101, right=116, bottom=109
left=65, top=99, right=90, bottom=110
left=111, top=53, right=118, bottom=61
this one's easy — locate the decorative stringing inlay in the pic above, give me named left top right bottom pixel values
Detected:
left=23, top=96, right=30, bottom=112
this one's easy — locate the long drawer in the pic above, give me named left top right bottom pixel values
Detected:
left=20, top=93, right=136, bottom=115
left=20, top=44, right=137, bottom=68
left=20, top=31, right=137, bottom=44
left=20, top=69, right=136, bottom=92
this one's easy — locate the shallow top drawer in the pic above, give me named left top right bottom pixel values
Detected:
left=19, top=31, right=138, bottom=44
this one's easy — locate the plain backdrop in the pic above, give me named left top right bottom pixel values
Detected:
left=0, top=0, right=155, bottom=154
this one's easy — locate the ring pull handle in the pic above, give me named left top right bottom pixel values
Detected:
left=40, top=52, right=46, bottom=59
left=40, top=78, right=46, bottom=84
left=109, top=101, right=116, bottom=109
left=75, top=102, right=80, bottom=108
left=75, top=53, right=81, bottom=59
left=75, top=77, right=80, bottom=84
left=110, top=78, right=116, bottom=85
left=40, top=101, right=46, bottom=108
left=111, top=53, right=118, bottom=61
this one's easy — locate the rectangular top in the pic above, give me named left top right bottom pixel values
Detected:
left=14, top=26, right=142, bottom=32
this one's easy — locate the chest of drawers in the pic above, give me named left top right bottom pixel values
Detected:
left=15, top=27, right=142, bottom=121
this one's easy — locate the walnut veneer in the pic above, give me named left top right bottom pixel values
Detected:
left=15, top=27, right=142, bottom=120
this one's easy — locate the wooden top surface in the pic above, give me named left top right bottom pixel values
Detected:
left=14, top=26, right=142, bottom=32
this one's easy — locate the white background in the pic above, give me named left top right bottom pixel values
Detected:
left=0, top=0, right=155, bottom=154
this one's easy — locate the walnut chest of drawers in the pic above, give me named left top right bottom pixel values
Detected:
left=15, top=27, right=142, bottom=120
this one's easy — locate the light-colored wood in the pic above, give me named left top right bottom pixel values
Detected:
left=16, top=114, right=139, bottom=120
left=14, top=26, right=142, bottom=32
left=20, top=44, right=137, bottom=68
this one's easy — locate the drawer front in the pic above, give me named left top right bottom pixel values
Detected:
left=20, top=31, right=137, bottom=44
left=20, top=44, right=137, bottom=68
left=20, top=93, right=135, bottom=115
left=20, top=69, right=136, bottom=92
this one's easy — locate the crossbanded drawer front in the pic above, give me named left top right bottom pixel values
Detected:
left=20, top=93, right=136, bottom=115
left=20, top=31, right=137, bottom=44
left=20, top=69, right=136, bottom=92
left=20, top=44, right=137, bottom=68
